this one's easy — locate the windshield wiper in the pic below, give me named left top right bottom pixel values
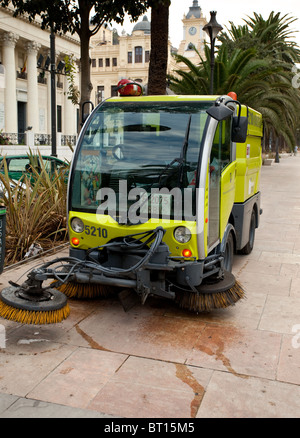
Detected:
left=178, top=114, right=192, bottom=186
left=156, top=157, right=183, bottom=188
left=156, top=114, right=192, bottom=189
left=125, top=115, right=193, bottom=223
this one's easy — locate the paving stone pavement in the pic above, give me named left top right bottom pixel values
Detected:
left=0, top=154, right=300, bottom=419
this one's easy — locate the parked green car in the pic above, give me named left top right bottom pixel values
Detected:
left=0, top=154, right=68, bottom=181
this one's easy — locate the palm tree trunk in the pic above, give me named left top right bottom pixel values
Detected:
left=148, top=3, right=169, bottom=95
left=78, top=0, right=93, bottom=130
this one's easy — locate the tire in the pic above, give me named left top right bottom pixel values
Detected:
left=223, top=232, right=234, bottom=273
left=241, top=210, right=256, bottom=255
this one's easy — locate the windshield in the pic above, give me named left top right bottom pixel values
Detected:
left=70, top=100, right=211, bottom=224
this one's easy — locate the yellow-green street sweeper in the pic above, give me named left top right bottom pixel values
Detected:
left=0, top=85, right=263, bottom=323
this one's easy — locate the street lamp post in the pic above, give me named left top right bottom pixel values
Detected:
left=50, top=29, right=57, bottom=157
left=38, top=30, right=66, bottom=157
left=203, top=11, right=223, bottom=95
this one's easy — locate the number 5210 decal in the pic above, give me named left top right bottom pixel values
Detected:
left=84, top=225, right=108, bottom=238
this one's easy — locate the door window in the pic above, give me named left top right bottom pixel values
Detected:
left=208, top=118, right=232, bottom=248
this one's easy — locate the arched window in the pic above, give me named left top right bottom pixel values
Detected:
left=135, top=46, right=143, bottom=63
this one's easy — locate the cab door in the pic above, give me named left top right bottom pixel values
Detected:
left=208, top=117, right=235, bottom=250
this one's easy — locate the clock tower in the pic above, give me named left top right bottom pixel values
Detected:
left=178, top=1, right=207, bottom=63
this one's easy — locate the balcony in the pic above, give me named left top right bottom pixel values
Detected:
left=16, top=70, right=27, bottom=80
left=38, top=75, right=47, bottom=85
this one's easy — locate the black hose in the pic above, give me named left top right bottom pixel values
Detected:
left=38, top=227, right=165, bottom=284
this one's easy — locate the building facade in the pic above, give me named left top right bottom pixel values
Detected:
left=0, top=5, right=80, bottom=147
left=177, top=0, right=207, bottom=67
left=90, top=2, right=207, bottom=104
left=90, top=16, right=177, bottom=104
left=0, top=1, right=207, bottom=149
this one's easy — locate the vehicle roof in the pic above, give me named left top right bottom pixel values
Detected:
left=0, top=155, right=64, bottom=162
left=107, top=95, right=219, bottom=103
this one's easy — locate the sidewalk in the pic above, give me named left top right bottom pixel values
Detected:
left=0, top=155, right=300, bottom=419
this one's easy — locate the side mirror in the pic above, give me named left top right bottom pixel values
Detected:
left=206, top=104, right=233, bottom=121
left=231, top=116, right=248, bottom=143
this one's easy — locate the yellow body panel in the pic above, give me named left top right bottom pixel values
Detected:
left=107, top=95, right=220, bottom=104
left=69, top=211, right=199, bottom=260
left=235, top=106, right=263, bottom=204
left=204, top=166, right=209, bottom=257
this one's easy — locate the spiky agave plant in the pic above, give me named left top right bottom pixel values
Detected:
left=0, top=154, right=69, bottom=266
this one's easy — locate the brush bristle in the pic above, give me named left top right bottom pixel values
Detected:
left=176, top=281, right=245, bottom=312
left=52, top=281, right=115, bottom=299
left=0, top=300, right=70, bottom=324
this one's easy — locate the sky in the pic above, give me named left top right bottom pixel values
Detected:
left=112, top=0, right=300, bottom=49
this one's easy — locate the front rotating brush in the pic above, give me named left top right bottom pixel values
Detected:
left=51, top=280, right=115, bottom=299
left=176, top=271, right=245, bottom=313
left=0, top=281, right=70, bottom=325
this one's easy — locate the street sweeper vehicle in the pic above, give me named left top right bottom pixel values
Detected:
left=0, top=83, right=263, bottom=324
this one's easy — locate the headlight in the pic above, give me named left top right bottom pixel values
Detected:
left=174, top=226, right=191, bottom=244
left=71, top=217, right=84, bottom=233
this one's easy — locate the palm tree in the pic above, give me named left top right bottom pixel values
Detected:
left=169, top=12, right=300, bottom=151
left=219, top=12, right=300, bottom=64
left=169, top=44, right=277, bottom=100
left=244, top=12, right=300, bottom=64
left=219, top=11, right=300, bottom=150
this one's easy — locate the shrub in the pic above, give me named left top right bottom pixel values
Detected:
left=0, top=154, right=69, bottom=266
left=0, top=130, right=11, bottom=145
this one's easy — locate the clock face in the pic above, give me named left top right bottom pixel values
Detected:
left=189, top=26, right=197, bottom=36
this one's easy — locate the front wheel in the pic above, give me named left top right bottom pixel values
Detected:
left=223, top=232, right=234, bottom=273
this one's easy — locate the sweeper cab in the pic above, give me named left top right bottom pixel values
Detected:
left=64, top=85, right=263, bottom=311
left=0, top=82, right=263, bottom=323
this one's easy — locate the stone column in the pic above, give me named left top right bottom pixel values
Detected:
left=1, top=32, right=19, bottom=134
left=25, top=41, right=41, bottom=133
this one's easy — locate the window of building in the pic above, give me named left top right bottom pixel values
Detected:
left=145, top=50, right=150, bottom=63
left=98, top=58, right=103, bottom=67
left=91, top=58, right=96, bottom=67
left=112, top=58, right=117, bottom=67
left=128, top=52, right=132, bottom=64
left=57, top=105, right=62, bottom=133
left=112, top=30, right=119, bottom=45
left=187, top=42, right=195, bottom=50
left=77, top=108, right=80, bottom=133
left=105, top=58, right=110, bottom=67
left=135, top=46, right=143, bottom=63
left=96, top=85, right=104, bottom=103
left=111, top=85, right=118, bottom=96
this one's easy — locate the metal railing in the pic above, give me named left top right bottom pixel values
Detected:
left=0, top=132, right=77, bottom=147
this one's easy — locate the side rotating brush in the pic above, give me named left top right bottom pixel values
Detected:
left=0, top=269, right=70, bottom=324
left=175, top=271, right=245, bottom=313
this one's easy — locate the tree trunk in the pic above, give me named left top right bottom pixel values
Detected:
left=148, top=3, right=169, bottom=95
left=78, top=0, right=93, bottom=129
